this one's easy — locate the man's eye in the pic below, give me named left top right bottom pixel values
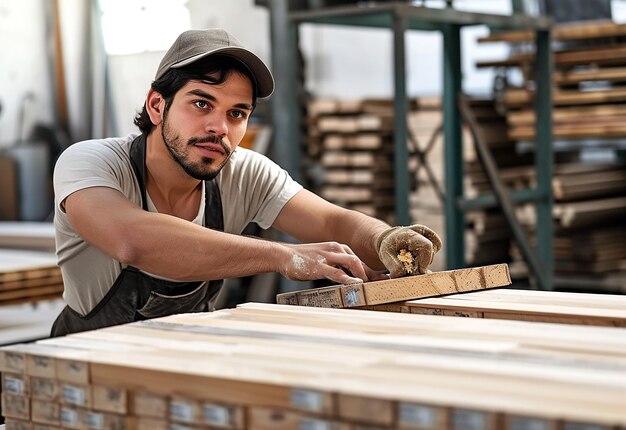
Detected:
left=194, top=100, right=209, bottom=109
left=230, top=110, right=247, bottom=119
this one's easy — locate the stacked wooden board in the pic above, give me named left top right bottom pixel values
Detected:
left=0, top=249, right=63, bottom=307
left=276, top=263, right=511, bottom=308
left=1, top=303, right=626, bottom=429
left=306, top=98, right=420, bottom=225
left=465, top=20, right=626, bottom=287
left=359, top=288, right=626, bottom=327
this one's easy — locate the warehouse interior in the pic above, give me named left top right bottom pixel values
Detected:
left=1, top=0, right=626, bottom=428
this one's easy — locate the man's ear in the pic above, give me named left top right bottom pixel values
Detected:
left=146, top=88, right=166, bottom=126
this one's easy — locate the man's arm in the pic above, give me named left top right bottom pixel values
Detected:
left=64, top=186, right=368, bottom=284
left=273, top=189, right=442, bottom=277
left=272, top=189, right=390, bottom=270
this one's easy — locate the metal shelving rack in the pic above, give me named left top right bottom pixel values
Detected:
left=264, top=1, right=554, bottom=289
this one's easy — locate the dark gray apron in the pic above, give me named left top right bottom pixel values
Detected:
left=50, top=133, right=224, bottom=337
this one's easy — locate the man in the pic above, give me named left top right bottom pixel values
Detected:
left=51, top=29, right=441, bottom=337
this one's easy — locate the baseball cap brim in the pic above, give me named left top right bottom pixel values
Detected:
left=165, top=46, right=274, bottom=98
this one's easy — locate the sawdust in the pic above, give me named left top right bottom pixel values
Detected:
left=397, top=249, right=416, bottom=274
left=292, top=255, right=306, bottom=272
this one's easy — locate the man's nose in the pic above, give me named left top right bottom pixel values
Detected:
left=204, top=113, right=228, bottom=136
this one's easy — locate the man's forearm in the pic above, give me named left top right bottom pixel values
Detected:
left=330, top=209, right=390, bottom=270
left=115, top=211, right=286, bottom=281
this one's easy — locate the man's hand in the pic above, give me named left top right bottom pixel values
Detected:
left=376, top=224, right=442, bottom=278
left=280, top=242, right=387, bottom=285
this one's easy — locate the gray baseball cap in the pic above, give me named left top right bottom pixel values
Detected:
left=155, top=29, right=274, bottom=98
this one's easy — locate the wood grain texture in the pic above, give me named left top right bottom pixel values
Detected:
left=359, top=289, right=626, bottom=327
left=276, top=264, right=511, bottom=308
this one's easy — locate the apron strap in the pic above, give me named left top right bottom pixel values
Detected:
left=129, top=133, right=224, bottom=230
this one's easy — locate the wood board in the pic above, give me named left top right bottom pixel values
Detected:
left=0, top=222, right=56, bottom=251
left=359, top=289, right=626, bottom=327
left=276, top=264, right=511, bottom=308
left=478, top=20, right=626, bottom=43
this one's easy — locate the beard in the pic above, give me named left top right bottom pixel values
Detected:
left=161, top=110, right=233, bottom=181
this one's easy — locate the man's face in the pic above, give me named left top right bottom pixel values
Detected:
left=161, top=71, right=253, bottom=180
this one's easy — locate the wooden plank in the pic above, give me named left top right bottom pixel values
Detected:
left=29, top=377, right=59, bottom=402
left=397, top=402, right=448, bottom=429
left=0, top=222, right=55, bottom=251
left=276, top=264, right=511, bottom=308
left=4, top=419, right=34, bottom=430
left=478, top=20, right=626, bottom=43
left=507, top=105, right=626, bottom=127
left=30, top=399, right=60, bottom=426
left=0, top=274, right=63, bottom=291
left=553, top=179, right=626, bottom=201
left=477, top=44, right=626, bottom=69
left=337, top=393, right=394, bottom=426
left=200, top=402, right=245, bottom=429
left=323, top=133, right=388, bottom=150
left=0, top=285, right=64, bottom=304
left=131, top=391, right=168, bottom=419
left=363, top=289, right=626, bottom=327
left=554, top=66, right=626, bottom=85
left=248, top=406, right=352, bottom=430
left=503, top=87, right=626, bottom=108
left=92, top=385, right=128, bottom=414
left=554, top=196, right=626, bottom=228
left=509, top=123, right=626, bottom=140
left=2, top=373, right=30, bottom=397
left=1, top=393, right=31, bottom=421
left=316, top=114, right=393, bottom=133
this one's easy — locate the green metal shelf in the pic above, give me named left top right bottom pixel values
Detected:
left=265, top=1, right=554, bottom=289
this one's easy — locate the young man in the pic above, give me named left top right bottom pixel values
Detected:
left=51, top=29, right=441, bottom=336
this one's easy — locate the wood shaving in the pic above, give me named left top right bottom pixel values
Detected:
left=397, top=249, right=416, bottom=274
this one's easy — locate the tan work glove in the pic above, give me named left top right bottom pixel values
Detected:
left=376, top=224, right=442, bottom=278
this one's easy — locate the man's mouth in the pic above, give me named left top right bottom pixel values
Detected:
left=194, top=142, right=226, bottom=155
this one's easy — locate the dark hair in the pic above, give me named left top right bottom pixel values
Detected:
left=134, top=55, right=258, bottom=134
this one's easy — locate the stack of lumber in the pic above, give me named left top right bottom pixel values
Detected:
left=1, top=303, right=626, bottom=429
left=0, top=249, right=63, bottom=307
left=463, top=96, right=626, bottom=280
left=276, top=263, right=511, bottom=308
left=467, top=21, right=626, bottom=283
left=360, top=288, right=626, bottom=327
left=477, top=21, right=626, bottom=142
left=306, top=98, right=419, bottom=224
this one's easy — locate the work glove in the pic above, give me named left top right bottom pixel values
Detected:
left=376, top=224, right=442, bottom=278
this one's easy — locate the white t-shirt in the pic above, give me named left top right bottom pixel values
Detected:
left=53, top=133, right=302, bottom=315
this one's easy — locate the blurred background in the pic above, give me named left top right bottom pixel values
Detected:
left=1, top=0, right=626, bottom=342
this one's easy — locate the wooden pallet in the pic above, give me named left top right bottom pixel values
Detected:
left=276, top=264, right=511, bottom=308
left=1, top=303, right=625, bottom=429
